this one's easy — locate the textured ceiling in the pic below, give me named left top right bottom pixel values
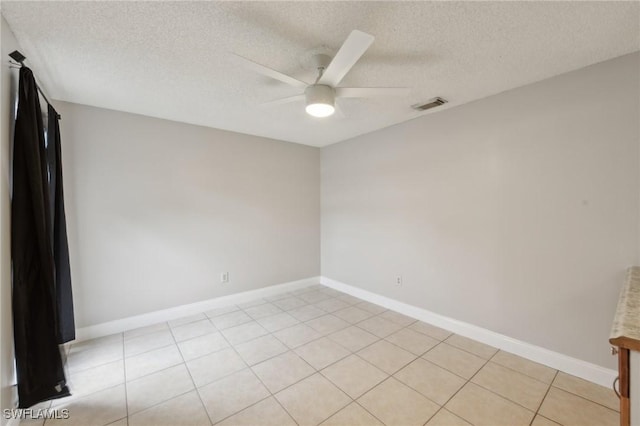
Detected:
left=2, top=1, right=639, bottom=147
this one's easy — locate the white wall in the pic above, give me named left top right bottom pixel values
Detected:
left=321, top=52, right=640, bottom=369
left=56, top=102, right=320, bottom=328
left=0, top=15, right=19, bottom=422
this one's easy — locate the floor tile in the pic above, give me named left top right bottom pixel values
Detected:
left=204, top=305, right=239, bottom=318
left=124, top=323, right=169, bottom=340
left=70, top=334, right=122, bottom=352
left=234, top=335, right=288, bottom=366
left=264, top=291, right=294, bottom=302
left=256, top=312, right=300, bottom=333
left=444, top=334, right=498, bottom=359
left=357, top=340, right=416, bottom=374
left=358, top=377, right=439, bottom=426
left=313, top=298, right=351, bottom=313
left=221, top=321, right=269, bottom=345
left=426, top=409, right=472, bottom=426
left=318, top=288, right=343, bottom=297
left=552, top=371, right=619, bottom=411
left=198, top=369, right=270, bottom=423
left=356, top=315, right=404, bottom=338
left=321, top=354, right=388, bottom=398
left=168, top=313, right=207, bottom=328
left=298, top=291, right=333, bottom=304
left=62, top=360, right=124, bottom=402
left=67, top=340, right=123, bottom=373
left=251, top=351, right=315, bottom=393
left=177, top=332, right=229, bottom=361
left=126, top=364, right=194, bottom=414
left=171, top=319, right=216, bottom=342
left=186, top=347, right=246, bottom=388
left=21, top=400, right=53, bottom=425
left=385, top=328, right=439, bottom=355
left=275, top=373, right=351, bottom=426
left=445, top=382, right=534, bottom=425
left=52, top=294, right=622, bottom=426
left=125, top=344, right=183, bottom=381
left=378, top=310, right=416, bottom=326
left=210, top=310, right=252, bottom=330
left=217, top=397, right=296, bottom=426
left=244, top=303, right=284, bottom=320
left=273, top=297, right=308, bottom=311
left=305, top=314, right=350, bottom=335
left=273, top=323, right=322, bottom=348
left=355, top=301, right=387, bottom=315
left=46, top=385, right=127, bottom=426
left=394, top=358, right=466, bottom=405
left=320, top=402, right=383, bottom=426
left=295, top=337, right=350, bottom=370
left=237, top=298, right=267, bottom=309
left=409, top=321, right=453, bottom=340
left=105, top=419, right=128, bottom=426
left=289, top=305, right=327, bottom=322
left=531, top=415, right=561, bottom=426
left=471, top=361, right=549, bottom=410
left=291, top=287, right=315, bottom=296
left=538, top=387, right=618, bottom=426
left=423, top=343, right=486, bottom=379
left=491, top=351, right=557, bottom=384
left=124, top=330, right=175, bottom=358
left=336, top=294, right=362, bottom=305
left=332, top=306, right=374, bottom=324
left=128, top=390, right=211, bottom=426
left=328, top=326, right=379, bottom=352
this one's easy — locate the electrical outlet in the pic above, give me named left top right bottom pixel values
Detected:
left=220, top=272, right=229, bottom=283
left=396, top=275, right=403, bottom=286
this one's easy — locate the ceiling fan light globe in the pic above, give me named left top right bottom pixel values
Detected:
left=306, top=103, right=335, bottom=118
left=305, top=84, right=335, bottom=118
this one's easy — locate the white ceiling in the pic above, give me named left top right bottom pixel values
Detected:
left=2, top=1, right=639, bottom=147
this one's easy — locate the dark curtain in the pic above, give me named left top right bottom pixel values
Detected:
left=46, top=104, right=75, bottom=344
left=11, top=66, right=71, bottom=408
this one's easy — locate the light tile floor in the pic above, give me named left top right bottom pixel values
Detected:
left=24, top=284, right=619, bottom=425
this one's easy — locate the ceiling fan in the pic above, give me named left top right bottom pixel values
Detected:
left=232, top=30, right=409, bottom=118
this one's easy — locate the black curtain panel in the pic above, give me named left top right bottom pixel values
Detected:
left=46, top=104, right=75, bottom=344
left=11, top=66, right=70, bottom=408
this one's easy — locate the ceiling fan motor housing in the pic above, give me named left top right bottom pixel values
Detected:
left=305, top=84, right=336, bottom=117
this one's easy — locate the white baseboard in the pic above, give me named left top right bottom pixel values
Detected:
left=75, top=276, right=320, bottom=342
left=320, top=276, right=617, bottom=388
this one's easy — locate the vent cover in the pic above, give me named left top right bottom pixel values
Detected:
left=412, top=97, right=447, bottom=111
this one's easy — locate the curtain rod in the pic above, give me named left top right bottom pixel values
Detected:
left=8, top=50, right=60, bottom=118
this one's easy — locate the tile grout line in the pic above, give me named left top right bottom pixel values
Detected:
left=352, top=399, right=389, bottom=426
left=530, top=370, right=558, bottom=425
left=69, top=293, right=436, bottom=424
left=223, top=295, right=399, bottom=424
left=112, top=299, right=430, bottom=421
left=167, top=316, right=216, bottom=426
left=416, top=340, right=476, bottom=426
left=212, top=315, right=302, bottom=426
left=547, top=383, right=620, bottom=414
left=425, top=343, right=497, bottom=425
left=461, top=349, right=546, bottom=418
left=487, top=358, right=557, bottom=386
left=67, top=285, right=616, bottom=426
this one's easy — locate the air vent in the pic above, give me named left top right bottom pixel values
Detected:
left=412, top=97, right=447, bottom=111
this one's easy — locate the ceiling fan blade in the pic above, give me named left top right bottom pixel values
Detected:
left=336, top=87, right=410, bottom=98
left=261, top=94, right=305, bottom=107
left=318, top=30, right=374, bottom=87
left=231, top=54, right=308, bottom=89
